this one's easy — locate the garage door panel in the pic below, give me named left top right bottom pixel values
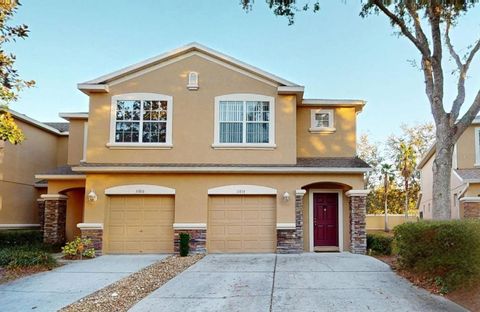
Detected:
left=107, top=195, right=174, bottom=254
left=208, top=195, right=276, bottom=253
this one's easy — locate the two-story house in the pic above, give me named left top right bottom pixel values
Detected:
left=35, top=43, right=370, bottom=255
left=418, top=117, right=480, bottom=219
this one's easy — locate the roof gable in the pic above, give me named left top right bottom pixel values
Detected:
left=78, top=43, right=301, bottom=94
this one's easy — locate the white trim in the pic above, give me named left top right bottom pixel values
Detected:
left=81, top=121, right=88, bottom=162
left=277, top=86, right=304, bottom=94
left=0, top=224, right=40, bottom=229
left=475, top=127, right=480, bottom=165
left=453, top=169, right=464, bottom=183
left=41, top=194, right=68, bottom=200
left=173, top=223, right=207, bottom=230
left=276, top=223, right=296, bottom=230
left=77, top=84, right=109, bottom=94
left=308, top=189, right=344, bottom=252
left=211, top=143, right=276, bottom=149
left=310, top=109, right=335, bottom=133
left=460, top=197, right=480, bottom=203
left=109, top=93, right=173, bottom=147
left=106, top=143, right=173, bottom=149
left=35, top=174, right=86, bottom=180
left=345, top=190, right=370, bottom=197
left=105, top=184, right=175, bottom=195
left=295, top=189, right=307, bottom=196
left=77, top=223, right=103, bottom=230
left=453, top=143, right=458, bottom=170
left=59, top=112, right=89, bottom=120
left=73, top=166, right=371, bottom=174
left=78, top=42, right=299, bottom=87
left=2, top=109, right=67, bottom=135
left=302, top=99, right=366, bottom=106
left=208, top=184, right=277, bottom=195
left=34, top=183, right=48, bottom=188
left=213, top=94, right=275, bottom=148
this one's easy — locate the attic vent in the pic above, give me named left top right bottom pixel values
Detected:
left=187, top=71, right=199, bottom=90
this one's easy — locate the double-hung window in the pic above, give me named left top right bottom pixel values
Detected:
left=109, top=93, right=173, bottom=148
left=214, top=94, right=275, bottom=148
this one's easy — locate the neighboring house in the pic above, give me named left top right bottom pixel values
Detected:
left=0, top=110, right=69, bottom=230
left=35, top=43, right=370, bottom=255
left=418, top=116, right=480, bottom=219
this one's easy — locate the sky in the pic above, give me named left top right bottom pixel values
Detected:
left=8, top=0, right=480, bottom=142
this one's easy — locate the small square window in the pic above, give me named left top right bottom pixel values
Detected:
left=310, top=109, right=335, bottom=133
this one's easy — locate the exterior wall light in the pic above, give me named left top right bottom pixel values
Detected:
left=87, top=189, right=98, bottom=202
left=283, top=192, right=290, bottom=202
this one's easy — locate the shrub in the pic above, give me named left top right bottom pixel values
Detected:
left=394, top=220, right=480, bottom=292
left=179, top=233, right=190, bottom=257
left=0, top=230, right=42, bottom=248
left=367, top=233, right=393, bottom=255
left=0, top=245, right=56, bottom=268
left=62, top=237, right=96, bottom=259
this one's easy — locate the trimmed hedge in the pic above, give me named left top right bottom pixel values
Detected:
left=179, top=233, right=190, bottom=257
left=0, top=230, right=43, bottom=248
left=0, top=245, right=56, bottom=268
left=367, top=233, right=393, bottom=255
left=394, top=220, right=480, bottom=292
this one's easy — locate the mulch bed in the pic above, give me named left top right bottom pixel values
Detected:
left=375, top=255, right=480, bottom=311
left=0, top=265, right=54, bottom=285
left=60, top=254, right=204, bottom=312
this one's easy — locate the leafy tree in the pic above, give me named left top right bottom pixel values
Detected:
left=380, top=163, right=394, bottom=230
left=357, top=134, right=384, bottom=189
left=240, top=0, right=480, bottom=219
left=396, top=141, right=417, bottom=219
left=0, top=1, right=34, bottom=144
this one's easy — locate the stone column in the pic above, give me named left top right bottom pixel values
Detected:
left=41, top=194, right=67, bottom=245
left=37, top=198, right=45, bottom=233
left=173, top=224, right=207, bottom=254
left=461, top=199, right=480, bottom=219
left=276, top=190, right=305, bottom=253
left=346, top=190, right=369, bottom=255
left=78, top=223, right=104, bottom=256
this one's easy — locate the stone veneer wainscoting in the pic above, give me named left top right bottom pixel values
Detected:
left=173, top=225, right=207, bottom=254
left=276, top=190, right=305, bottom=253
left=41, top=194, right=67, bottom=245
left=461, top=200, right=480, bottom=219
left=77, top=223, right=104, bottom=256
left=346, top=190, right=369, bottom=255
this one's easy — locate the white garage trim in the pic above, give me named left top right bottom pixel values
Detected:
left=276, top=223, right=296, bottom=230
left=173, top=223, right=207, bottom=230
left=77, top=223, right=103, bottom=230
left=105, top=184, right=175, bottom=195
left=208, top=184, right=277, bottom=195
left=308, top=189, right=344, bottom=252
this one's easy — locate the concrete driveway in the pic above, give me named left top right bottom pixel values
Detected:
left=0, top=254, right=167, bottom=312
left=130, top=253, right=465, bottom=312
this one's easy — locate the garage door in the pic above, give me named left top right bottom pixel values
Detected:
left=107, top=195, right=174, bottom=253
left=208, top=195, right=276, bottom=253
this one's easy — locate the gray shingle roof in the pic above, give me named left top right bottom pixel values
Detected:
left=44, top=122, right=69, bottom=132
left=455, top=169, right=480, bottom=181
left=77, top=157, right=370, bottom=169
left=37, top=165, right=83, bottom=175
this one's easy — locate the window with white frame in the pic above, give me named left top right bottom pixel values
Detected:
left=310, top=109, right=335, bottom=132
left=214, top=94, right=275, bottom=147
left=110, top=93, right=172, bottom=146
left=475, top=127, right=480, bottom=165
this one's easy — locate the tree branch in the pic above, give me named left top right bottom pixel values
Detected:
left=405, top=2, right=430, bottom=53
left=455, top=90, right=480, bottom=140
left=446, top=18, right=466, bottom=120
left=372, top=0, right=430, bottom=57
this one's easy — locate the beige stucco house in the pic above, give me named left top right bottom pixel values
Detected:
left=34, top=43, right=370, bottom=255
left=0, top=110, right=69, bottom=230
left=418, top=117, right=480, bottom=219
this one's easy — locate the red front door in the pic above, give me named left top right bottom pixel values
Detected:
left=313, top=193, right=339, bottom=247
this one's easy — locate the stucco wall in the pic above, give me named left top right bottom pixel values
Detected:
left=0, top=119, right=64, bottom=225
left=296, top=106, right=357, bottom=157
left=67, top=120, right=86, bottom=165
left=419, top=155, right=434, bottom=219
left=86, top=54, right=298, bottom=164
left=456, top=125, right=477, bottom=169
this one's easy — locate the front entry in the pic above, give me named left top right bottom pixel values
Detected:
left=313, top=193, right=339, bottom=247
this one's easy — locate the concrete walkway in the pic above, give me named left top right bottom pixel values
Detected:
left=0, top=254, right=167, bottom=312
left=130, top=253, right=466, bottom=312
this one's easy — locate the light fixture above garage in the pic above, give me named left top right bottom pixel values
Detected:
left=283, top=192, right=290, bottom=202
left=87, top=189, right=97, bottom=202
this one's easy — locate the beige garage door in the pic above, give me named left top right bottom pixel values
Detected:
left=208, top=195, right=276, bottom=253
left=107, top=195, right=174, bottom=254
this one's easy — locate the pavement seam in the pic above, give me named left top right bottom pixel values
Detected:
left=269, top=254, right=277, bottom=312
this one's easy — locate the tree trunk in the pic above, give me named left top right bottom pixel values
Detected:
left=404, top=181, right=409, bottom=220
left=432, top=133, right=455, bottom=220
left=384, top=189, right=389, bottom=232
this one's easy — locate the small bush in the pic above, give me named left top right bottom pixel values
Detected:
left=179, top=233, right=190, bottom=257
left=394, top=220, right=480, bottom=292
left=0, top=245, right=56, bottom=268
left=62, top=237, right=96, bottom=259
left=367, top=233, right=393, bottom=255
left=0, top=230, right=42, bottom=248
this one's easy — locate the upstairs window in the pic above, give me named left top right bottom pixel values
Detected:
left=214, top=94, right=275, bottom=148
left=187, top=71, right=199, bottom=90
left=109, top=93, right=172, bottom=147
left=310, top=109, right=335, bottom=133
left=475, top=127, right=480, bottom=165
